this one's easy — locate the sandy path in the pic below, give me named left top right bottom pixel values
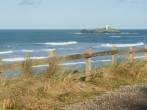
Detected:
left=63, top=82, right=147, bottom=110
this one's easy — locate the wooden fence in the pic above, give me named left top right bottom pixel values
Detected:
left=0, top=46, right=147, bottom=74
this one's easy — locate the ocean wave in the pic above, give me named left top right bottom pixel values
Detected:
left=121, top=32, right=138, bottom=35
left=3, top=56, right=48, bottom=62
left=135, top=56, right=145, bottom=59
left=61, top=59, right=111, bottom=66
left=101, top=42, right=144, bottom=47
left=42, top=49, right=55, bottom=51
left=3, top=58, right=24, bottom=62
left=45, top=41, right=78, bottom=46
left=36, top=41, right=78, bottom=46
left=94, top=59, right=111, bottom=62
left=58, top=47, right=83, bottom=51
left=0, top=45, right=10, bottom=48
left=61, top=62, right=85, bottom=66
left=32, top=64, right=48, bottom=68
left=0, top=51, right=13, bottom=55
left=22, top=50, right=34, bottom=52
left=110, top=36, right=121, bottom=38
left=33, top=62, right=85, bottom=67
left=74, top=32, right=83, bottom=35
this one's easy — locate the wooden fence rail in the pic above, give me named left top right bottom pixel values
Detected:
left=0, top=46, right=147, bottom=73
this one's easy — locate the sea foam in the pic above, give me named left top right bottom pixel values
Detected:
left=42, top=49, right=56, bottom=51
left=61, top=59, right=111, bottom=66
left=0, top=45, right=10, bottom=48
left=135, top=56, right=145, bottom=59
left=61, top=62, right=85, bottom=66
left=58, top=47, right=83, bottom=51
left=32, top=64, right=48, bottom=68
left=22, top=50, right=34, bottom=52
left=101, top=42, right=144, bottom=47
left=0, top=51, right=13, bottom=55
left=121, top=32, right=138, bottom=35
left=74, top=32, right=83, bottom=35
left=37, top=41, right=78, bottom=46
left=3, top=56, right=48, bottom=62
left=3, top=58, right=24, bottom=62
left=110, top=36, right=121, bottom=38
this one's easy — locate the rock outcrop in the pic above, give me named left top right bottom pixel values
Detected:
left=81, top=27, right=119, bottom=33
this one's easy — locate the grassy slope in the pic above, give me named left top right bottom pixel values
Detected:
left=0, top=58, right=147, bottom=110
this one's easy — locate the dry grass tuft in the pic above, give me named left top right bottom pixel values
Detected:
left=89, top=59, right=147, bottom=89
left=21, top=57, right=35, bottom=77
left=41, top=57, right=60, bottom=79
left=0, top=58, right=147, bottom=109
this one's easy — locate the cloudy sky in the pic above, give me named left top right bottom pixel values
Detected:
left=0, top=0, right=146, bottom=29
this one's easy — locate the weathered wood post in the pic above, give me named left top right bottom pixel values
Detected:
left=145, top=46, right=147, bottom=62
left=129, top=46, right=134, bottom=63
left=0, top=58, right=2, bottom=78
left=112, top=45, right=117, bottom=66
left=49, top=50, right=56, bottom=66
left=86, top=48, right=92, bottom=73
left=49, top=50, right=56, bottom=57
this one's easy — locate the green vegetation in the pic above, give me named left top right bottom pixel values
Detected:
left=0, top=58, right=147, bottom=109
left=81, top=27, right=119, bottom=33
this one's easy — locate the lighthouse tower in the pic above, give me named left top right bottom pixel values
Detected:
left=105, top=25, right=109, bottom=30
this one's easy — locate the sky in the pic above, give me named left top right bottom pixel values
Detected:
left=0, top=0, right=147, bottom=29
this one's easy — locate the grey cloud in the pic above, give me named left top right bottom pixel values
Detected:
left=19, top=0, right=42, bottom=5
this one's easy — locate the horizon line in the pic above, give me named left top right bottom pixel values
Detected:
left=0, top=28, right=147, bottom=30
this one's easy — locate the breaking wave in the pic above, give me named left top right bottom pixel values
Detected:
left=58, top=47, right=83, bottom=51
left=22, top=50, right=34, bottom=52
left=42, top=49, right=56, bottom=51
left=3, top=57, right=48, bottom=62
left=0, top=45, right=10, bottom=48
left=135, top=56, right=145, bottom=59
left=120, top=32, right=138, bottom=35
left=32, top=64, right=48, bottom=68
left=101, top=42, right=144, bottom=47
left=61, top=59, right=111, bottom=66
left=0, top=51, right=13, bottom=55
left=36, top=41, right=78, bottom=46
left=74, top=32, right=83, bottom=35
left=110, top=36, right=121, bottom=38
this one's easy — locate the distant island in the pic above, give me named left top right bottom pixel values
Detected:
left=81, top=25, right=119, bottom=33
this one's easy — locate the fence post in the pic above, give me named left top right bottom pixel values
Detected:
left=49, top=50, right=56, bottom=66
left=145, top=46, right=147, bottom=61
left=112, top=46, right=117, bottom=66
left=0, top=58, right=2, bottom=78
left=86, top=48, right=92, bottom=73
left=49, top=50, right=56, bottom=57
left=129, top=46, right=134, bottom=63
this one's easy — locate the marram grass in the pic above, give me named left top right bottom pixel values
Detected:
left=0, top=58, right=147, bottom=110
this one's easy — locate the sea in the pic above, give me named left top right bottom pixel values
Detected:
left=0, top=29, right=147, bottom=74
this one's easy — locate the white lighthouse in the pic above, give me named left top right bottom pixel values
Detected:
left=105, top=25, right=109, bottom=30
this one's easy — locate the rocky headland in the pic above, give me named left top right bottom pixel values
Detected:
left=81, top=26, right=119, bottom=33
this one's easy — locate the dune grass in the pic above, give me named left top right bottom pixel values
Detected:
left=0, top=58, right=147, bottom=110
